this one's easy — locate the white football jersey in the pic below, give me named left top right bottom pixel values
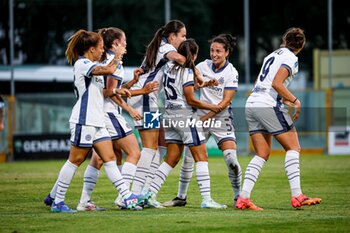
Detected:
left=196, top=59, right=239, bottom=117
left=69, top=57, right=105, bottom=127
left=247, top=47, right=299, bottom=107
left=131, top=39, right=177, bottom=93
left=163, top=61, right=195, bottom=115
left=103, top=51, right=124, bottom=114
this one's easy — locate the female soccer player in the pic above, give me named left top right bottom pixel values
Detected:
left=129, top=20, right=187, bottom=196
left=145, top=39, right=227, bottom=209
left=75, top=27, right=158, bottom=211
left=236, top=27, right=321, bottom=210
left=44, top=29, right=143, bottom=212
left=163, top=34, right=242, bottom=207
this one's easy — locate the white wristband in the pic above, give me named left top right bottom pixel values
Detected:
left=113, top=88, right=117, bottom=95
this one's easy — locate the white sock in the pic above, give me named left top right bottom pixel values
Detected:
left=79, top=165, right=100, bottom=204
left=104, top=161, right=131, bottom=199
left=143, top=146, right=164, bottom=191
left=240, top=155, right=266, bottom=199
left=223, top=149, right=242, bottom=200
left=131, top=148, right=156, bottom=194
left=149, top=162, right=173, bottom=195
left=285, top=150, right=302, bottom=197
left=49, top=180, right=58, bottom=199
left=177, top=147, right=194, bottom=199
left=195, top=161, right=211, bottom=200
left=54, top=160, right=78, bottom=204
left=121, top=162, right=137, bottom=190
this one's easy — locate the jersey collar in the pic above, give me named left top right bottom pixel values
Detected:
left=211, top=59, right=229, bottom=73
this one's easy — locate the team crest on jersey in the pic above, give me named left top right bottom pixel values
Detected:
left=143, top=110, right=161, bottom=129
left=83, top=60, right=90, bottom=64
left=218, top=77, right=225, bottom=84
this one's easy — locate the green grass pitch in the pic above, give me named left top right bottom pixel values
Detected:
left=0, top=155, right=349, bottom=233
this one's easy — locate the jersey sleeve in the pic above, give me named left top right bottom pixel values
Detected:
left=224, top=66, right=239, bottom=91
left=78, top=59, right=97, bottom=78
left=195, top=62, right=205, bottom=71
left=103, top=54, right=123, bottom=80
left=182, top=68, right=194, bottom=87
left=111, top=63, right=124, bottom=80
left=159, top=43, right=177, bottom=59
left=281, top=54, right=298, bottom=76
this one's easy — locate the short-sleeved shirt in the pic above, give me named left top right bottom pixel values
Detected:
left=163, top=61, right=195, bottom=116
left=132, top=39, right=177, bottom=91
left=192, top=60, right=239, bottom=145
left=127, top=38, right=177, bottom=127
left=247, top=47, right=299, bottom=108
left=162, top=62, right=205, bottom=147
left=102, top=51, right=125, bottom=114
left=69, top=57, right=105, bottom=127
left=196, top=59, right=238, bottom=118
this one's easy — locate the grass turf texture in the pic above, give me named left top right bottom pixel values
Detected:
left=0, top=155, right=349, bottom=233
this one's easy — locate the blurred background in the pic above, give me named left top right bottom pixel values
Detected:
left=0, top=0, right=349, bottom=161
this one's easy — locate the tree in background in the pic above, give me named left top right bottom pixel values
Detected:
left=0, top=0, right=349, bottom=83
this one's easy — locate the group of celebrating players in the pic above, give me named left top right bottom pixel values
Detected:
left=43, top=20, right=321, bottom=212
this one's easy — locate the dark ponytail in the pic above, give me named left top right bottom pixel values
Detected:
left=98, top=27, right=124, bottom=61
left=210, top=33, right=237, bottom=57
left=144, top=20, right=185, bottom=70
left=65, top=29, right=101, bottom=65
left=280, top=27, right=305, bottom=52
left=171, top=38, right=198, bottom=77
